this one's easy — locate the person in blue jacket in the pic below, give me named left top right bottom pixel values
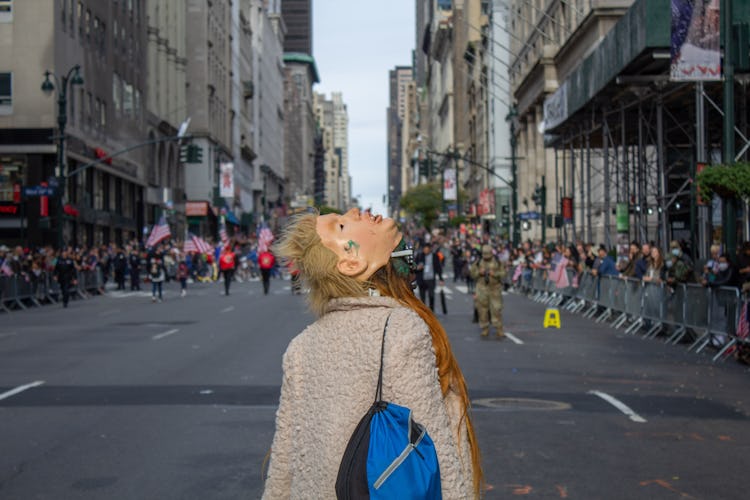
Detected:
left=593, top=244, right=619, bottom=277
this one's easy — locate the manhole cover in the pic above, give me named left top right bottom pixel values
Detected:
left=472, top=397, right=571, bottom=411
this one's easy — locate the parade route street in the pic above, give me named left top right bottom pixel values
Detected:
left=1, top=278, right=749, bottom=499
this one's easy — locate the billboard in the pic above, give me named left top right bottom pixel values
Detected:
left=670, top=0, right=721, bottom=81
left=443, top=168, right=457, bottom=201
left=220, top=162, right=234, bottom=198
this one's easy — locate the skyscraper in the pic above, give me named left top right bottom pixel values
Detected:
left=281, top=0, right=312, bottom=55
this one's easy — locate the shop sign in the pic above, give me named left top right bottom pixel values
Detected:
left=185, top=201, right=209, bottom=216
left=0, top=202, right=20, bottom=216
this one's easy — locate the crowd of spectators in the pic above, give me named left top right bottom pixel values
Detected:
left=0, top=236, right=275, bottom=292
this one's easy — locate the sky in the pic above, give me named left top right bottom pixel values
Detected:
left=313, top=1, right=415, bottom=215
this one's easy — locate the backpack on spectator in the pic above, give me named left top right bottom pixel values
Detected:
left=335, top=313, right=442, bottom=500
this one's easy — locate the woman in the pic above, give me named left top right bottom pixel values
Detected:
left=643, top=246, right=665, bottom=283
left=148, top=250, right=166, bottom=302
left=263, top=208, right=480, bottom=499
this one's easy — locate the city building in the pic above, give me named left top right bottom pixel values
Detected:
left=183, top=0, right=233, bottom=238
left=249, top=0, right=286, bottom=224
left=280, top=0, right=312, bottom=55
left=387, top=66, right=413, bottom=215
left=0, top=0, right=150, bottom=247
left=283, top=53, right=319, bottom=210
left=146, top=0, right=188, bottom=238
left=314, top=91, right=350, bottom=211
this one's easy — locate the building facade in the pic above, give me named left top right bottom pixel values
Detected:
left=280, top=0, right=311, bottom=55
left=0, top=0, right=151, bottom=247
left=314, top=91, right=350, bottom=211
left=387, top=66, right=413, bottom=215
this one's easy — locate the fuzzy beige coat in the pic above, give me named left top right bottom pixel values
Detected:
left=261, top=296, right=475, bottom=499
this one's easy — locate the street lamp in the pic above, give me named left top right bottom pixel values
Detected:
left=41, top=64, right=84, bottom=249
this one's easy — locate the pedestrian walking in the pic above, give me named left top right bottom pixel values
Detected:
left=258, top=249, right=275, bottom=295
left=415, top=241, right=444, bottom=312
left=470, top=244, right=506, bottom=339
left=262, top=208, right=480, bottom=499
left=148, top=253, right=166, bottom=302
left=177, top=260, right=189, bottom=297
left=219, top=245, right=236, bottom=295
left=53, top=248, right=77, bottom=308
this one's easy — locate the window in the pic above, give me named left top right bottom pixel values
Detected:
left=123, top=81, right=133, bottom=118
left=77, top=2, right=83, bottom=37
left=87, top=91, right=93, bottom=128
left=0, top=0, right=12, bottom=23
left=85, top=9, right=90, bottom=40
left=100, top=101, right=106, bottom=127
left=0, top=72, right=11, bottom=114
left=112, top=73, right=121, bottom=116
left=94, top=98, right=100, bottom=130
left=68, top=0, right=73, bottom=31
left=0, top=155, right=24, bottom=202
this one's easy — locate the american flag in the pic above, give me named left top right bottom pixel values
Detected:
left=257, top=223, right=274, bottom=253
left=219, top=216, right=229, bottom=246
left=0, top=259, right=13, bottom=277
left=184, top=233, right=212, bottom=254
left=146, top=216, right=171, bottom=248
left=738, top=302, right=749, bottom=341
left=549, top=255, right=570, bottom=289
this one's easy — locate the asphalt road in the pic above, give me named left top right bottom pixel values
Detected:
left=1, top=275, right=749, bottom=499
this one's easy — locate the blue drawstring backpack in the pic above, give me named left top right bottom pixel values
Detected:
left=336, top=314, right=442, bottom=499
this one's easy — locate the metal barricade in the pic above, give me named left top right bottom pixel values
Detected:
left=621, top=279, right=645, bottom=334
left=46, top=272, right=60, bottom=303
left=700, top=287, right=742, bottom=361
left=662, top=284, right=687, bottom=344
left=678, top=284, right=711, bottom=349
left=0, top=275, right=14, bottom=312
left=595, top=276, right=616, bottom=323
left=581, top=273, right=601, bottom=318
left=609, top=278, right=629, bottom=328
left=640, top=281, right=665, bottom=338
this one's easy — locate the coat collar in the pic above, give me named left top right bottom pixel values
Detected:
left=324, top=296, right=402, bottom=314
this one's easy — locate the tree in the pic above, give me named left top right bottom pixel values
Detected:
left=695, top=162, right=750, bottom=203
left=400, top=182, right=442, bottom=229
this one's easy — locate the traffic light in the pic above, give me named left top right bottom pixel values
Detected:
left=179, top=144, right=204, bottom=164
left=192, top=144, right=203, bottom=163
left=531, top=184, right=546, bottom=207
left=419, top=159, right=428, bottom=177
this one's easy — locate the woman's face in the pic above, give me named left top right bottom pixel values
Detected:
left=316, top=208, right=402, bottom=281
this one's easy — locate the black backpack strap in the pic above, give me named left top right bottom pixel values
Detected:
left=374, top=313, right=392, bottom=403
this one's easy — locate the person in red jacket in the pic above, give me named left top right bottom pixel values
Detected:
left=219, top=246, right=236, bottom=295
left=258, top=249, right=275, bottom=295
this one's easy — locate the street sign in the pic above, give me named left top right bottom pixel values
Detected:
left=23, top=186, right=56, bottom=197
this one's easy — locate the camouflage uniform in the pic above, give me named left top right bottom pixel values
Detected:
left=470, top=245, right=506, bottom=338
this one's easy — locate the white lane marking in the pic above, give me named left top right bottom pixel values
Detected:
left=98, top=309, right=121, bottom=317
left=588, top=390, right=647, bottom=423
left=0, top=332, right=18, bottom=339
left=454, top=285, right=469, bottom=294
left=152, top=328, right=180, bottom=340
left=0, top=380, right=45, bottom=401
left=504, top=332, right=524, bottom=345
left=221, top=305, right=234, bottom=313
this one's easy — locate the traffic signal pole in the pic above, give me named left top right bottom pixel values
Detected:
left=723, top=0, right=736, bottom=260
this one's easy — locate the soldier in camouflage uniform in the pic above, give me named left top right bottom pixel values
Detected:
left=470, top=244, right=506, bottom=339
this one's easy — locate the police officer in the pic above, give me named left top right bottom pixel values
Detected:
left=470, top=244, right=506, bottom=339
left=113, top=247, right=128, bottom=290
left=54, top=248, right=78, bottom=308
left=129, top=247, right=141, bottom=290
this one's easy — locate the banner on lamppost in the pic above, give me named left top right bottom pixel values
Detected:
left=670, top=0, right=721, bottom=81
left=616, top=202, right=630, bottom=232
left=220, top=162, right=234, bottom=198
left=443, top=167, right=457, bottom=201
